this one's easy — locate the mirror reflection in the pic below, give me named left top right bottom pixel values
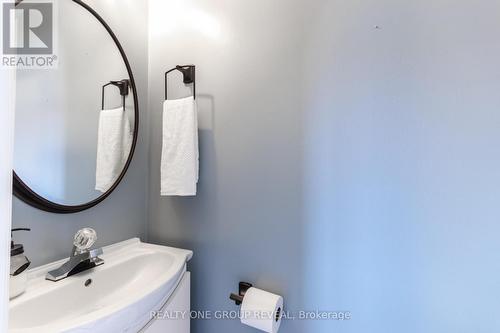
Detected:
left=13, top=0, right=136, bottom=206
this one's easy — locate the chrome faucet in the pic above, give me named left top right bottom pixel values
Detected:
left=46, top=228, right=104, bottom=282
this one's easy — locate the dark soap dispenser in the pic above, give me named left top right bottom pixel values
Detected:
left=10, top=228, right=31, bottom=299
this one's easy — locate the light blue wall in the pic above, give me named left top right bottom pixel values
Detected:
left=147, top=1, right=307, bottom=332
left=303, top=0, right=500, bottom=332
left=148, top=0, right=500, bottom=332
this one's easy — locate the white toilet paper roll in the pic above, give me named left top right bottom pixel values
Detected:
left=240, top=287, right=283, bottom=333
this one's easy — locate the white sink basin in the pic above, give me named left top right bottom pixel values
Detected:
left=9, top=238, right=193, bottom=333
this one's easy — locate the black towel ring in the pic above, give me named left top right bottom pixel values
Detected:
left=101, top=79, right=130, bottom=111
left=165, top=65, right=196, bottom=100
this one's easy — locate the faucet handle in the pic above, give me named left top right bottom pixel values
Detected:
left=73, top=228, right=97, bottom=252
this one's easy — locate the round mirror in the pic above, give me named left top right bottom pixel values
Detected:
left=13, top=0, right=139, bottom=213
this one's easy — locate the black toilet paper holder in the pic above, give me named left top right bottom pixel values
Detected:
left=230, top=282, right=253, bottom=305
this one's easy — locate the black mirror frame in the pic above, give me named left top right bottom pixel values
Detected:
left=12, top=0, right=139, bottom=214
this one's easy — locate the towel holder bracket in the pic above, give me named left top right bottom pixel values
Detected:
left=102, top=79, right=130, bottom=110
left=165, top=65, right=196, bottom=100
left=110, top=79, right=130, bottom=97
left=177, top=65, right=195, bottom=84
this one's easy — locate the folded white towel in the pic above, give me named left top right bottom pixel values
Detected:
left=95, top=107, right=133, bottom=193
left=161, top=96, right=199, bottom=196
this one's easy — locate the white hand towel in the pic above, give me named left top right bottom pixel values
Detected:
left=161, top=96, right=199, bottom=196
left=95, top=107, right=133, bottom=193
